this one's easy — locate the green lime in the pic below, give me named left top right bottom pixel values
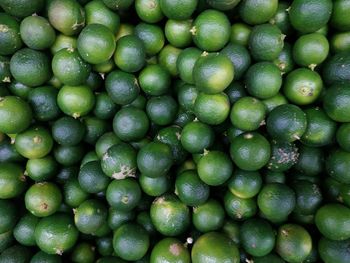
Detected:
left=269, top=1, right=293, bottom=34
left=293, top=33, right=329, bottom=69
left=57, top=85, right=95, bottom=118
left=70, top=242, right=95, bottom=263
left=113, top=223, right=149, bottom=261
left=221, top=43, right=251, bottom=80
left=197, top=150, right=233, bottom=186
left=52, top=116, right=85, bottom=146
left=20, top=15, right=56, bottom=50
left=139, top=173, right=170, bottom=197
left=224, top=191, right=257, bottom=221
left=230, top=22, right=251, bottom=46
left=160, top=0, right=198, bottom=20
left=93, top=92, right=118, bottom=119
left=248, top=23, right=284, bottom=61
left=28, top=86, right=61, bottom=122
left=289, top=0, right=332, bottom=33
left=139, top=64, right=170, bottom=96
left=319, top=237, right=350, bottom=263
left=10, top=48, right=51, bottom=87
left=95, top=132, right=120, bottom=159
left=26, top=155, right=57, bottom=182
left=337, top=123, right=350, bottom=152
left=326, top=149, right=350, bottom=184
left=137, top=141, right=173, bottom=178
left=101, top=142, right=137, bottom=179
left=0, top=245, right=32, bottom=262
left=292, top=180, right=322, bottom=215
left=181, top=121, right=215, bottom=153
left=74, top=199, right=108, bottom=234
left=240, top=218, right=275, bottom=257
left=276, top=224, right=312, bottom=263
left=25, top=182, right=62, bottom=217
left=262, top=93, right=288, bottom=112
left=0, top=199, right=18, bottom=234
left=175, top=170, right=209, bottom=206
left=165, top=19, right=192, bottom=48
left=267, top=140, right=298, bottom=172
left=331, top=32, right=350, bottom=53
left=258, top=183, right=296, bottom=223
left=53, top=144, right=85, bottom=166
left=108, top=207, right=135, bottom=230
left=150, top=194, right=190, bottom=236
left=192, top=199, right=225, bottom=232
left=63, top=178, right=89, bottom=208
left=283, top=68, right=323, bottom=105
left=193, top=53, right=234, bottom=94
left=293, top=145, right=324, bottom=177
left=273, top=42, right=295, bottom=74
left=113, top=107, right=149, bottom=142
left=15, top=126, right=53, bottom=159
left=85, top=0, right=120, bottom=34
left=134, top=23, right=165, bottom=56
left=228, top=169, right=262, bottom=199
left=77, top=24, right=116, bottom=64
left=239, top=0, right=278, bottom=25
left=52, top=48, right=91, bottom=86
left=48, top=0, right=85, bottom=36
left=191, top=232, right=239, bottom=263
left=245, top=62, right=282, bottom=99
left=79, top=161, right=110, bottom=193
left=230, top=132, right=271, bottom=171
left=158, top=44, right=182, bottom=76
left=192, top=9, right=230, bottom=51
left=135, top=0, right=164, bottom=24
left=323, top=84, right=350, bottom=122
left=176, top=47, right=202, bottom=84
left=151, top=238, right=190, bottom=263
left=0, top=96, right=32, bottom=134
left=194, top=92, right=230, bottom=125
left=50, top=34, right=77, bottom=54
left=146, top=95, right=178, bottom=126
left=301, top=107, right=337, bottom=147
left=106, top=178, right=141, bottom=211
left=0, top=163, right=25, bottom=199
left=330, top=0, right=350, bottom=31
left=105, top=70, right=140, bottom=105
left=155, top=125, right=188, bottom=164
left=0, top=13, right=22, bottom=55
left=230, top=97, right=266, bottom=131
left=266, top=104, right=307, bottom=142
left=35, top=213, right=79, bottom=255
left=114, top=35, right=146, bottom=73
left=322, top=52, right=350, bottom=85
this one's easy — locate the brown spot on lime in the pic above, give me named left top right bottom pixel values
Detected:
left=122, top=196, right=129, bottom=204
left=33, top=136, right=42, bottom=144
left=0, top=25, right=9, bottom=33
left=244, top=133, right=254, bottom=140
left=169, top=243, right=182, bottom=256
left=148, top=0, right=156, bottom=9
left=55, top=248, right=63, bottom=255
left=281, top=229, right=289, bottom=236
left=41, top=202, right=48, bottom=210
left=190, top=26, right=197, bottom=36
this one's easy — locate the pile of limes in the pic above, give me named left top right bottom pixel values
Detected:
left=0, top=0, right=350, bottom=262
